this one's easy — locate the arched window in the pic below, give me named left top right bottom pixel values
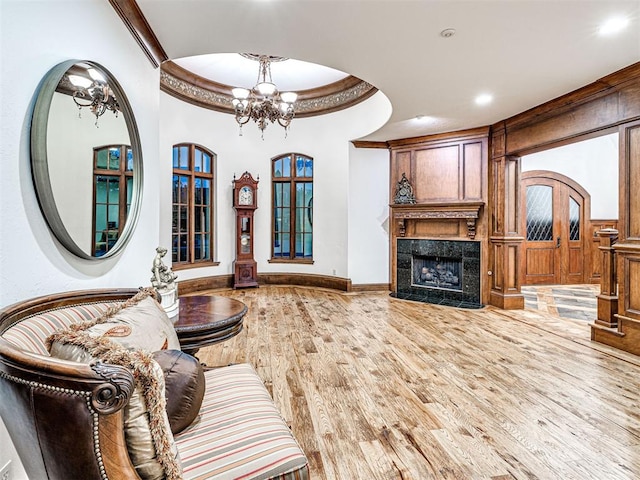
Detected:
left=271, top=153, right=313, bottom=262
left=172, top=143, right=215, bottom=265
left=92, top=144, right=133, bottom=257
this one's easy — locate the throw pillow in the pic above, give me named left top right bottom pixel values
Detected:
left=152, top=350, right=205, bottom=434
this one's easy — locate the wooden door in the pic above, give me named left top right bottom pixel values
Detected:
left=521, top=171, right=590, bottom=285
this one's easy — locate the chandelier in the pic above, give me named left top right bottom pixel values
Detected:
left=231, top=54, right=298, bottom=138
left=68, top=67, right=119, bottom=126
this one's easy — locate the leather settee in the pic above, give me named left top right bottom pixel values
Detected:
left=0, top=288, right=309, bottom=480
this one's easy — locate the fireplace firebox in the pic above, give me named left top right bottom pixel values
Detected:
left=413, top=256, right=462, bottom=291
left=393, top=239, right=482, bottom=308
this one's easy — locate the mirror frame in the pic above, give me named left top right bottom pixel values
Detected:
left=31, top=59, right=143, bottom=260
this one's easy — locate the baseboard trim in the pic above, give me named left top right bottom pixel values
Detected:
left=489, top=291, right=525, bottom=310
left=258, top=273, right=352, bottom=292
left=351, top=283, right=391, bottom=292
left=178, top=275, right=234, bottom=295
left=178, top=273, right=352, bottom=294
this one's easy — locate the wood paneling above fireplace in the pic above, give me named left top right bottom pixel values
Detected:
left=390, top=127, right=488, bottom=204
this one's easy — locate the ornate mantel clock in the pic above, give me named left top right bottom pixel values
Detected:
left=232, top=172, right=259, bottom=288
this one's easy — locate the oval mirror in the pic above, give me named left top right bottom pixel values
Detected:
left=31, top=60, right=143, bottom=260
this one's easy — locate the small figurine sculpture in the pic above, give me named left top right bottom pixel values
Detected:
left=150, top=246, right=179, bottom=322
left=394, top=173, right=416, bottom=204
left=151, top=246, right=177, bottom=289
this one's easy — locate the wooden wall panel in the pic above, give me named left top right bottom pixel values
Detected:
left=413, top=221, right=460, bottom=237
left=414, top=146, right=460, bottom=201
left=627, top=257, right=640, bottom=315
left=463, top=142, right=483, bottom=200
left=506, top=158, right=519, bottom=234
left=627, top=125, right=640, bottom=240
left=491, top=158, right=505, bottom=236
left=493, top=244, right=504, bottom=290
left=391, top=151, right=412, bottom=202
left=620, top=83, right=640, bottom=120
left=508, top=245, right=518, bottom=289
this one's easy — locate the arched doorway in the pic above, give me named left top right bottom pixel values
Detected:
left=520, top=170, right=591, bottom=285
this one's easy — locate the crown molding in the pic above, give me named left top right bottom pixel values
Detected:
left=108, top=0, right=168, bottom=68
left=160, top=60, right=378, bottom=118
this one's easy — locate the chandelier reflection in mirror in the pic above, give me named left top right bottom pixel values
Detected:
left=68, top=66, right=120, bottom=126
left=231, top=54, right=298, bottom=139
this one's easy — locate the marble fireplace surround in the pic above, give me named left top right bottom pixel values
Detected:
left=393, top=238, right=482, bottom=309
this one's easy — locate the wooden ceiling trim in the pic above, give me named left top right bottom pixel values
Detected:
left=502, top=62, right=640, bottom=133
left=351, top=141, right=390, bottom=149
left=108, top=0, right=168, bottom=68
left=387, top=126, right=490, bottom=150
left=160, top=60, right=378, bottom=118
left=497, top=61, right=640, bottom=155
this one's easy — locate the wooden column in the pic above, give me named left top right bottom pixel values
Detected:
left=594, top=229, right=618, bottom=328
left=614, top=120, right=640, bottom=327
left=489, top=123, right=524, bottom=309
left=592, top=120, right=640, bottom=354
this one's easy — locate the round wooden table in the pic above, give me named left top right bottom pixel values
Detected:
left=174, top=295, right=247, bottom=356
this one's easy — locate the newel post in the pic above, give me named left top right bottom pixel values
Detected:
left=595, top=228, right=618, bottom=328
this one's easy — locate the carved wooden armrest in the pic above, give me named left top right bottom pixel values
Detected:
left=0, top=339, right=140, bottom=480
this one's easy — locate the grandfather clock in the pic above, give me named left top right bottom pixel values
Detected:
left=232, top=172, right=259, bottom=288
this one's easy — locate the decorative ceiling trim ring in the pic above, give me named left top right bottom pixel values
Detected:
left=108, top=0, right=168, bottom=68
left=160, top=61, right=378, bottom=118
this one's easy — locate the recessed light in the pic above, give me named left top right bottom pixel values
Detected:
left=599, top=17, right=629, bottom=36
left=414, top=115, right=436, bottom=123
left=475, top=94, right=493, bottom=106
left=440, top=28, right=456, bottom=38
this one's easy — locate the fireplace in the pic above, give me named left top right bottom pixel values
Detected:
left=413, top=256, right=462, bottom=291
left=393, top=239, right=482, bottom=308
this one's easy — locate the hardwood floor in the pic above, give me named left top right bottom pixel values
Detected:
left=194, top=286, right=640, bottom=480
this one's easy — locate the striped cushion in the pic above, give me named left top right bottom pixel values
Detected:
left=176, top=363, right=309, bottom=480
left=2, top=303, right=117, bottom=355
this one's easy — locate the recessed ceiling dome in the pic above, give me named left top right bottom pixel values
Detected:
left=175, top=53, right=350, bottom=91
left=160, top=53, right=378, bottom=118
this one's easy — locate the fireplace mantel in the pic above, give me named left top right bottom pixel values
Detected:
left=390, top=201, right=483, bottom=239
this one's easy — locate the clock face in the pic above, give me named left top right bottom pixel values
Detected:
left=238, top=186, right=253, bottom=205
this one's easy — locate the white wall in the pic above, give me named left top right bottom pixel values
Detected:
left=1, top=1, right=161, bottom=475
left=0, top=0, right=161, bottom=309
left=159, top=91, right=392, bottom=283
left=521, top=133, right=619, bottom=219
left=348, top=145, right=390, bottom=285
